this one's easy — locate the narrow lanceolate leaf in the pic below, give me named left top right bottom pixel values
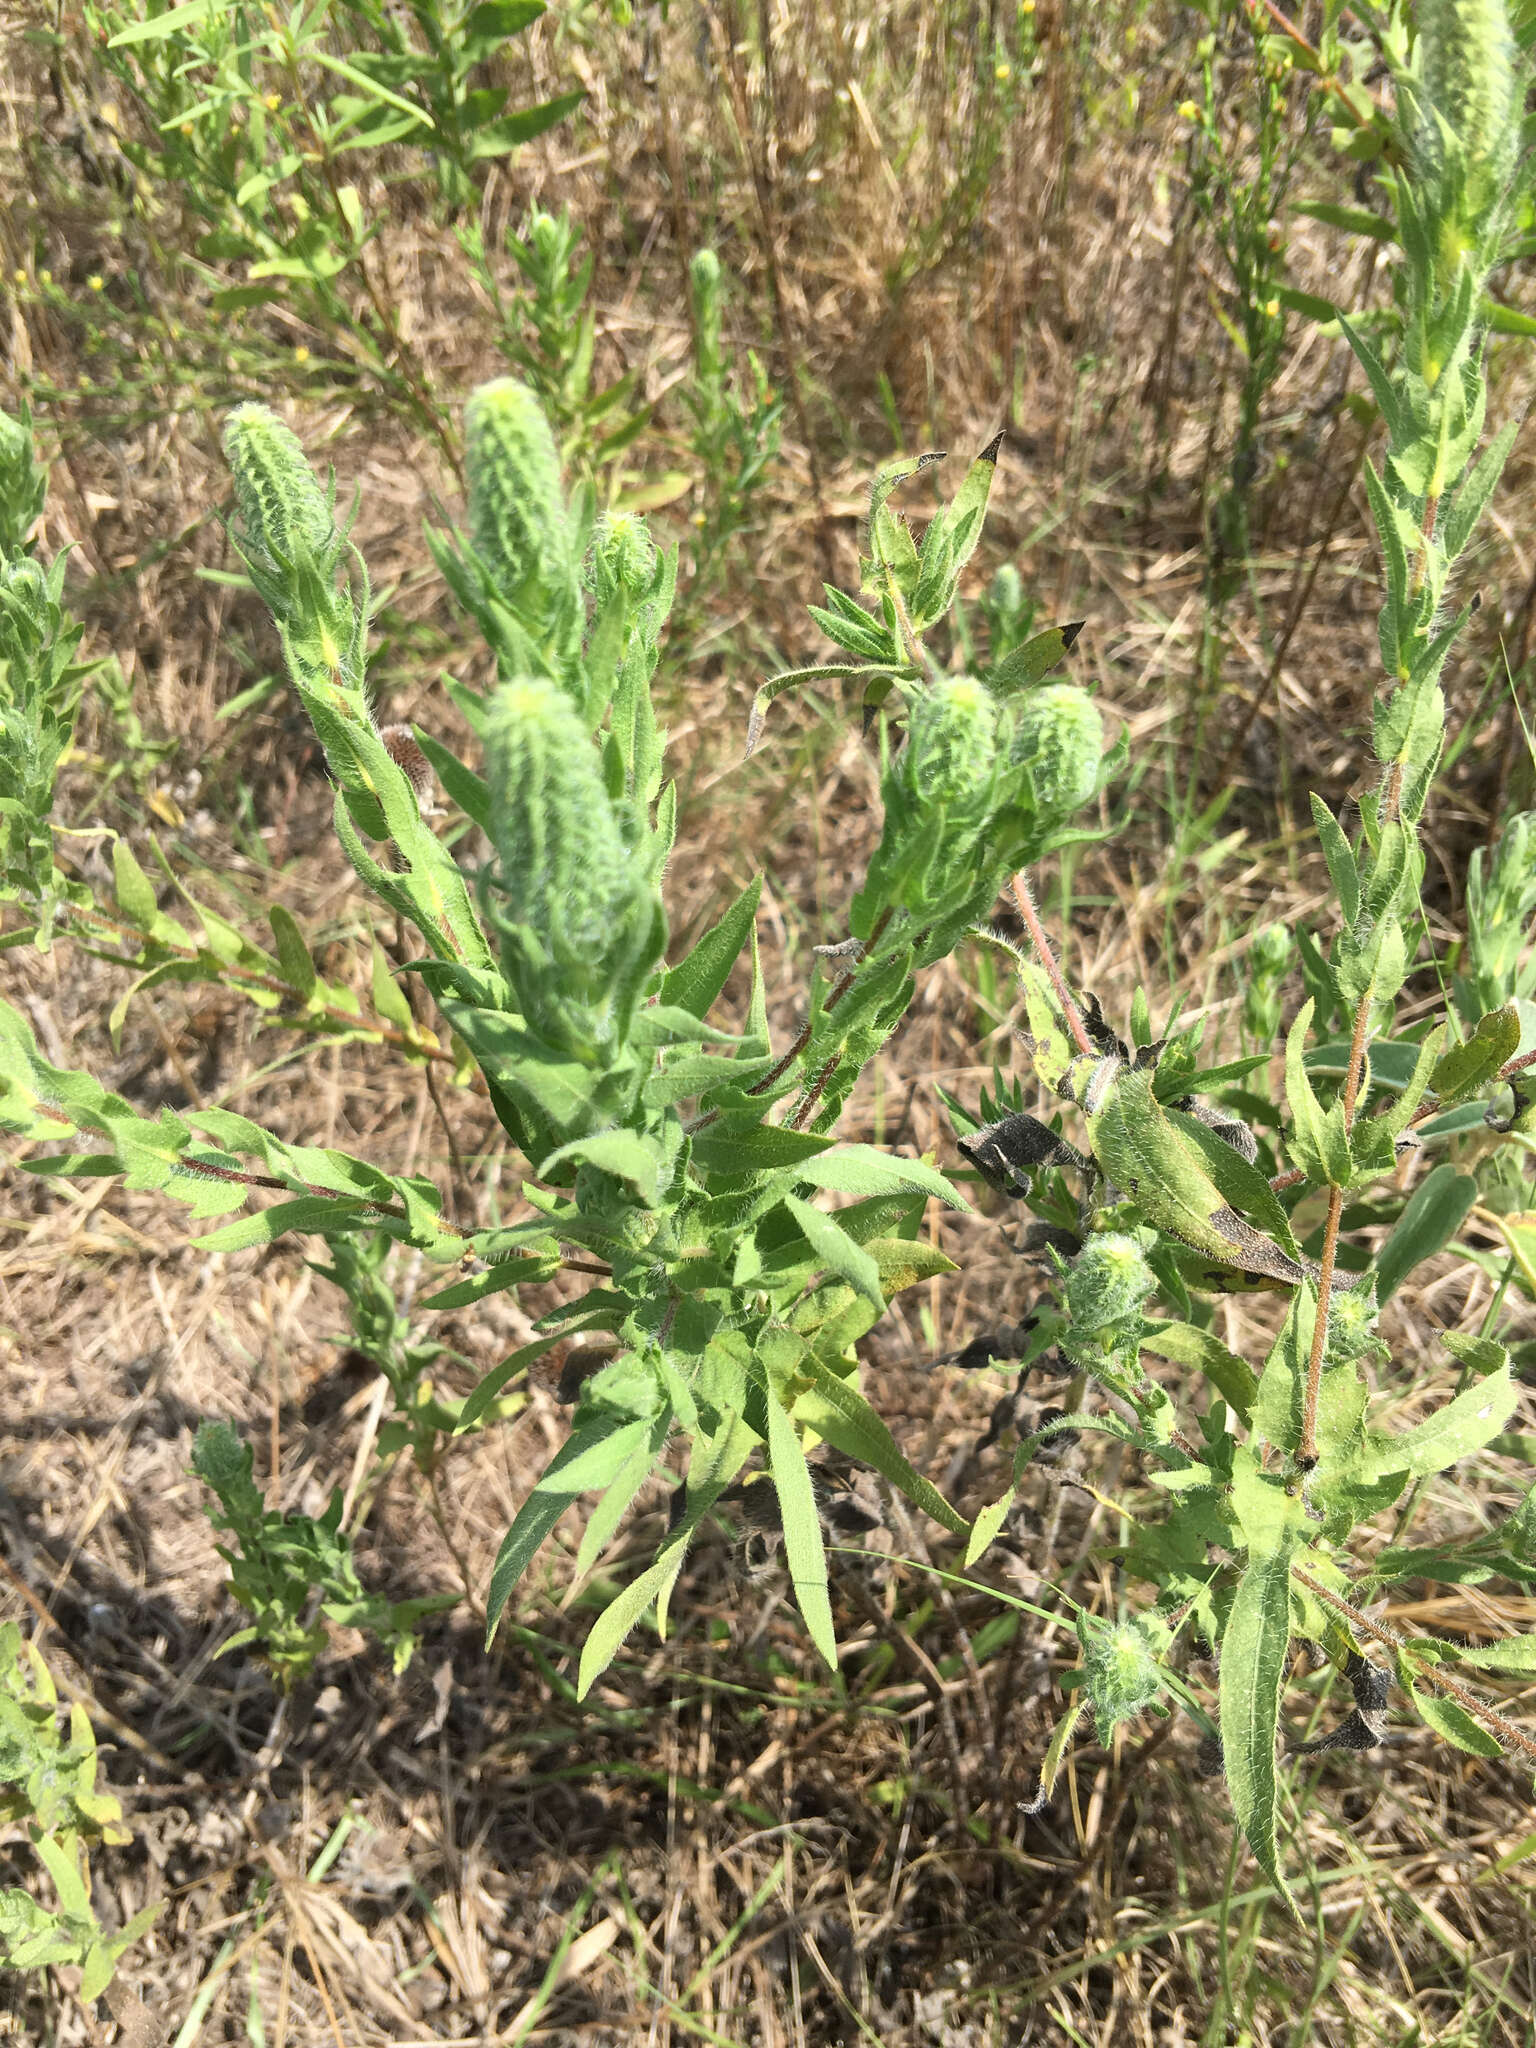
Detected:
left=784, top=1194, right=885, bottom=1311
left=1283, top=1002, right=1353, bottom=1188
left=1373, top=1164, right=1478, bottom=1301
left=575, top=1414, right=756, bottom=1697
left=660, top=875, right=762, bottom=1020
left=911, top=431, right=1003, bottom=624
left=1308, top=794, right=1361, bottom=926
left=790, top=1350, right=968, bottom=1537
left=793, top=1145, right=970, bottom=1210
left=1220, top=1451, right=1304, bottom=1907
left=1431, top=1631, right=1536, bottom=1675
left=485, top=1415, right=653, bottom=1642
left=764, top=1385, right=838, bottom=1670
left=571, top=1413, right=671, bottom=1586
left=1139, top=1321, right=1257, bottom=1425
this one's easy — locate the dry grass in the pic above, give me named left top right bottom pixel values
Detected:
left=2, top=1, right=1536, bottom=2041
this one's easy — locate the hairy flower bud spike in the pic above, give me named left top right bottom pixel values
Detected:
left=465, top=379, right=577, bottom=648
left=1011, top=682, right=1103, bottom=822
left=222, top=403, right=337, bottom=572
left=480, top=675, right=655, bottom=1052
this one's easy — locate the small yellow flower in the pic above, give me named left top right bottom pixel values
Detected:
left=996, top=61, right=1012, bottom=81
left=180, top=122, right=194, bottom=137
left=264, top=92, right=281, bottom=110
left=294, top=345, right=310, bottom=363
left=1021, top=0, right=1035, bottom=12
left=39, top=268, right=52, bottom=285
left=11, top=269, right=24, bottom=286
left=1264, top=297, right=1280, bottom=319
left=1178, top=99, right=1199, bottom=121
left=87, top=274, right=105, bottom=293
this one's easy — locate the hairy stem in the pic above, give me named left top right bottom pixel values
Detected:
left=1293, top=1566, right=1536, bottom=1764
left=1011, top=871, right=1095, bottom=1059
left=1297, top=989, right=1373, bottom=1467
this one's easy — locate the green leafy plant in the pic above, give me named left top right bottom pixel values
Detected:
left=191, top=1421, right=457, bottom=1689
left=679, top=248, right=784, bottom=588
left=0, top=1625, right=161, bottom=1999
left=0, top=371, right=1102, bottom=1700
left=2, top=0, right=1534, bottom=1911
left=77, top=0, right=581, bottom=437
left=460, top=206, right=652, bottom=487
left=947, top=0, right=1536, bottom=1902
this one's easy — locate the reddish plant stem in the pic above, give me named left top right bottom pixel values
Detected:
left=1011, top=872, right=1095, bottom=1059
left=1292, top=1566, right=1536, bottom=1764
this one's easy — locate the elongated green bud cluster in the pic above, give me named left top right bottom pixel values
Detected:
left=482, top=675, right=638, bottom=995
left=0, top=411, right=45, bottom=558
left=223, top=404, right=337, bottom=573
left=1076, top=1612, right=1170, bottom=1737
left=1413, top=0, right=1519, bottom=226
left=859, top=677, right=1004, bottom=928
left=689, top=249, right=725, bottom=389
left=588, top=509, right=657, bottom=602
left=1010, top=683, right=1103, bottom=822
left=1243, top=920, right=1291, bottom=1040
left=223, top=403, right=365, bottom=709
left=1464, top=811, right=1536, bottom=1015
left=465, top=379, right=577, bottom=627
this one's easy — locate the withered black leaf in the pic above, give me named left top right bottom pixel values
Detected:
left=958, top=1113, right=1088, bottom=1197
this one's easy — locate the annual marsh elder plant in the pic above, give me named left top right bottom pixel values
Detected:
left=945, top=0, right=1536, bottom=1896
left=0, top=373, right=1104, bottom=1697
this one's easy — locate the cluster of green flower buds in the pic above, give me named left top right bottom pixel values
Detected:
left=1462, top=812, right=1536, bottom=1018
left=1058, top=1230, right=1157, bottom=1376
left=856, top=671, right=1105, bottom=945
left=1410, top=0, right=1521, bottom=271
left=480, top=673, right=660, bottom=1051
left=588, top=508, right=657, bottom=603
left=465, top=378, right=584, bottom=676
left=1075, top=1609, right=1172, bottom=1737
left=1010, top=682, right=1103, bottom=834
left=222, top=404, right=363, bottom=702
left=856, top=676, right=1005, bottom=930
left=689, top=248, right=726, bottom=388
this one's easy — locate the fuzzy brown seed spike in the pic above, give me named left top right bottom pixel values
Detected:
left=379, top=725, right=434, bottom=815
